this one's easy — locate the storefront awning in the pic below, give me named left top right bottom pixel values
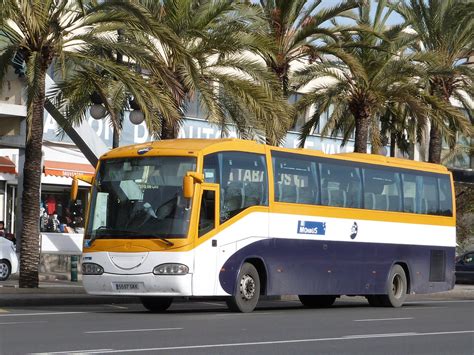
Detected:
left=43, top=160, right=95, bottom=177
left=0, top=156, right=16, bottom=174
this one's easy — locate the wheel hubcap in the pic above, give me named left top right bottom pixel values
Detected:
left=392, top=274, right=403, bottom=299
left=240, top=274, right=255, bottom=300
left=0, top=263, right=8, bottom=278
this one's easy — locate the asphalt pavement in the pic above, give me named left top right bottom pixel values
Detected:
left=0, top=293, right=473, bottom=354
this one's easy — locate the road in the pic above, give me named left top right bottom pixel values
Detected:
left=0, top=295, right=473, bottom=355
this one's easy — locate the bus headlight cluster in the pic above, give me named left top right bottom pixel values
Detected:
left=153, top=263, right=189, bottom=275
left=82, top=263, right=104, bottom=275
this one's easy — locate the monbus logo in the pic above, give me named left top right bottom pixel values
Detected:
left=297, top=221, right=326, bottom=235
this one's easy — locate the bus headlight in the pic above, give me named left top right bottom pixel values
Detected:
left=82, top=263, right=104, bottom=275
left=153, top=263, right=189, bottom=275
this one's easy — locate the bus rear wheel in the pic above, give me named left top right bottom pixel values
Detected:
left=226, top=262, right=260, bottom=313
left=378, top=265, right=407, bottom=307
left=140, top=296, right=173, bottom=312
left=298, top=295, right=337, bottom=308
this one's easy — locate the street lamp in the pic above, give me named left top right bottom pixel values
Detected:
left=128, top=98, right=144, bottom=125
left=89, top=92, right=144, bottom=148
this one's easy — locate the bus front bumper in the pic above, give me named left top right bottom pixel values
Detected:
left=82, top=273, right=193, bottom=296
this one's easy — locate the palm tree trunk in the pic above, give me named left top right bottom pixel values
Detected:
left=354, top=113, right=370, bottom=153
left=160, top=119, right=179, bottom=140
left=390, top=133, right=396, bottom=157
left=428, top=124, right=442, bottom=164
left=19, top=69, right=46, bottom=288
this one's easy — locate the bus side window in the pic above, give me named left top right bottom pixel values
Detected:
left=363, top=168, right=401, bottom=212
left=420, top=175, right=439, bottom=215
left=320, top=162, right=361, bottom=209
left=271, top=152, right=319, bottom=205
left=204, top=152, right=268, bottom=224
left=402, top=174, right=417, bottom=213
left=438, top=176, right=453, bottom=216
left=198, top=190, right=216, bottom=237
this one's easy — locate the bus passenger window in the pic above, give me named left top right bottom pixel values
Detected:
left=420, top=176, right=438, bottom=215
left=438, top=176, right=453, bottom=216
left=204, top=152, right=268, bottom=224
left=402, top=174, right=417, bottom=213
left=199, top=190, right=215, bottom=237
left=320, top=162, right=361, bottom=208
left=363, top=168, right=401, bottom=212
left=272, top=152, right=319, bottom=205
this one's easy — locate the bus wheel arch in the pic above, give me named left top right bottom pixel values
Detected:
left=394, top=261, right=411, bottom=295
left=245, top=257, right=267, bottom=296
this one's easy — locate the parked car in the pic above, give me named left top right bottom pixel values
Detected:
left=0, top=237, right=18, bottom=281
left=455, top=250, right=474, bottom=284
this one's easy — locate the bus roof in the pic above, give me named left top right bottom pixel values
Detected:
left=102, top=138, right=449, bottom=174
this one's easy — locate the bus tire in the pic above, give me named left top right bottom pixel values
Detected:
left=140, top=296, right=173, bottom=312
left=226, top=262, right=260, bottom=313
left=380, top=265, right=407, bottom=307
left=298, top=295, right=337, bottom=308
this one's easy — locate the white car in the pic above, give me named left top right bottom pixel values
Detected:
left=0, top=237, right=19, bottom=281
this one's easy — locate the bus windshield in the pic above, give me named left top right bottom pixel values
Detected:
left=85, top=156, right=196, bottom=241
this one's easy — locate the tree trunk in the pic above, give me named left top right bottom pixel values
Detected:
left=160, top=119, right=179, bottom=140
left=353, top=113, right=370, bottom=153
left=428, top=124, right=442, bottom=164
left=19, top=69, right=46, bottom=288
left=390, top=133, right=396, bottom=157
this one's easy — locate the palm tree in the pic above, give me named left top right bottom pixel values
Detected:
left=292, top=0, right=468, bottom=154
left=137, top=0, right=289, bottom=145
left=0, top=0, right=178, bottom=287
left=249, top=0, right=360, bottom=141
left=51, top=29, right=183, bottom=147
left=395, top=0, right=474, bottom=164
left=254, top=0, right=359, bottom=96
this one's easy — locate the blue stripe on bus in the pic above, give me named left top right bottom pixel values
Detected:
left=218, top=239, right=455, bottom=296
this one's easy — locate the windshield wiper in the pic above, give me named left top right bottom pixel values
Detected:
left=155, top=237, right=174, bottom=246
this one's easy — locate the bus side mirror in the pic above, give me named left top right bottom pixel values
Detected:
left=183, top=176, right=194, bottom=199
left=71, top=177, right=79, bottom=202
left=71, top=174, right=94, bottom=202
left=183, top=171, right=204, bottom=199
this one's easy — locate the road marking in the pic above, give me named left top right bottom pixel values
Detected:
left=403, top=306, right=446, bottom=310
left=38, top=329, right=474, bottom=353
left=406, top=300, right=474, bottom=304
left=0, top=321, right=48, bottom=325
left=31, top=349, right=113, bottom=354
left=0, top=311, right=85, bottom=318
left=344, top=332, right=416, bottom=338
left=354, top=317, right=414, bottom=322
left=85, top=327, right=183, bottom=334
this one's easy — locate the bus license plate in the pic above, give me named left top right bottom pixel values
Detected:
left=113, top=282, right=142, bottom=291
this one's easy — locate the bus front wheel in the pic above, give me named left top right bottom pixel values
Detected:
left=226, top=262, right=260, bottom=313
left=299, top=295, right=337, bottom=308
left=140, top=296, right=173, bottom=312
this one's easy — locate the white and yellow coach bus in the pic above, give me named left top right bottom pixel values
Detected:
left=75, top=139, right=456, bottom=312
